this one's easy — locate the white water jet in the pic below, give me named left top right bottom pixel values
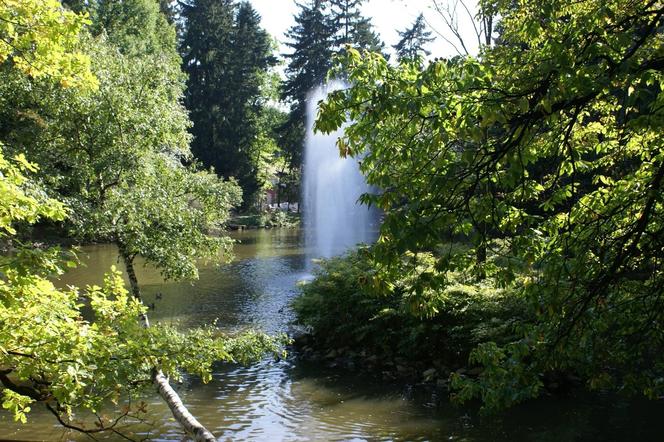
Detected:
left=303, top=82, right=375, bottom=259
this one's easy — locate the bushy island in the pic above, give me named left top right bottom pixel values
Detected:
left=293, top=0, right=664, bottom=415
left=292, top=248, right=537, bottom=412
left=293, top=248, right=525, bottom=377
left=230, top=210, right=301, bottom=229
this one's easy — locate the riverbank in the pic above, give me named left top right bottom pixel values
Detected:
left=291, top=330, right=587, bottom=398
left=292, top=331, right=453, bottom=387
left=229, top=211, right=300, bottom=230
left=290, top=248, right=663, bottom=414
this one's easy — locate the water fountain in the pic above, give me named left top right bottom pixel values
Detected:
left=303, top=82, right=375, bottom=258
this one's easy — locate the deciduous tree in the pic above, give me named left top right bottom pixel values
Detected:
left=316, top=0, right=664, bottom=412
left=0, top=1, right=278, bottom=439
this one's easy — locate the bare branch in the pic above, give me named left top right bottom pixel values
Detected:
left=422, top=13, right=465, bottom=56
left=432, top=0, right=470, bottom=55
left=459, top=0, right=482, bottom=47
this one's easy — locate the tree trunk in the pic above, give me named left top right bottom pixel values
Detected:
left=476, top=242, right=487, bottom=279
left=119, top=245, right=150, bottom=327
left=153, top=370, right=216, bottom=442
left=475, top=220, right=487, bottom=280
left=118, top=244, right=217, bottom=441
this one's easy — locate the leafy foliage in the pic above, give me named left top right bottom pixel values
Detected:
left=0, top=0, right=97, bottom=88
left=2, top=3, right=250, bottom=277
left=315, top=0, right=664, bottom=412
left=0, top=146, right=279, bottom=426
left=0, top=0, right=279, bottom=434
left=0, top=149, right=66, bottom=234
left=294, top=250, right=525, bottom=368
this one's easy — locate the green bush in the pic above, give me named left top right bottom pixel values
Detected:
left=265, top=210, right=300, bottom=228
left=293, top=249, right=527, bottom=370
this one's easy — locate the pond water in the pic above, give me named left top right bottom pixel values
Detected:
left=1, top=228, right=663, bottom=441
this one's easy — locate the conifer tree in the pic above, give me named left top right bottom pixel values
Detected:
left=280, top=0, right=383, bottom=169
left=393, top=13, right=434, bottom=61
left=181, top=0, right=276, bottom=206
left=329, top=0, right=383, bottom=52
left=280, top=0, right=336, bottom=167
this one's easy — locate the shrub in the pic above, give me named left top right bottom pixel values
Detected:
left=293, top=249, right=527, bottom=369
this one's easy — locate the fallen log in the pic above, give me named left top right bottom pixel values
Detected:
left=153, top=370, right=216, bottom=442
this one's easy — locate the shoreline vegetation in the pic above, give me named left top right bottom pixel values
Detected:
left=291, top=242, right=664, bottom=412
left=291, top=249, right=514, bottom=389
left=229, top=210, right=301, bottom=230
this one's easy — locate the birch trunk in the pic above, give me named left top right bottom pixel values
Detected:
left=153, top=370, right=216, bottom=441
left=119, top=246, right=217, bottom=441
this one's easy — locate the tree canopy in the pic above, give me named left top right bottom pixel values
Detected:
left=0, top=0, right=278, bottom=437
left=0, top=0, right=96, bottom=88
left=316, top=0, right=664, bottom=411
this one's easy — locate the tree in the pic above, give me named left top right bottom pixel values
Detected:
left=279, top=0, right=383, bottom=171
left=393, top=13, right=434, bottom=62
left=316, top=0, right=664, bottom=412
left=280, top=0, right=336, bottom=168
left=0, top=1, right=278, bottom=439
left=329, top=0, right=383, bottom=52
left=61, top=0, right=177, bottom=56
left=181, top=0, right=277, bottom=207
left=226, top=2, right=279, bottom=204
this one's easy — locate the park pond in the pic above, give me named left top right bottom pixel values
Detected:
left=1, top=228, right=663, bottom=441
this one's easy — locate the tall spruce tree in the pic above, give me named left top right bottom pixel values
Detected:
left=393, top=13, right=434, bottom=61
left=280, top=0, right=336, bottom=167
left=280, top=0, right=383, bottom=169
left=181, top=0, right=276, bottom=206
left=329, top=0, right=383, bottom=52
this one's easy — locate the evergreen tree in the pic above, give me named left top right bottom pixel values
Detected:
left=180, top=0, right=235, bottom=172
left=181, top=0, right=276, bottom=206
left=225, top=2, right=277, bottom=200
left=280, top=0, right=382, bottom=169
left=329, top=0, right=383, bottom=52
left=280, top=0, right=336, bottom=167
left=159, top=0, right=178, bottom=24
left=393, top=13, right=434, bottom=61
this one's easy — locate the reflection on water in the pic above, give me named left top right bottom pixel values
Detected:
left=1, top=228, right=663, bottom=441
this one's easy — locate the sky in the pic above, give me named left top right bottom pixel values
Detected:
left=248, top=0, right=481, bottom=62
